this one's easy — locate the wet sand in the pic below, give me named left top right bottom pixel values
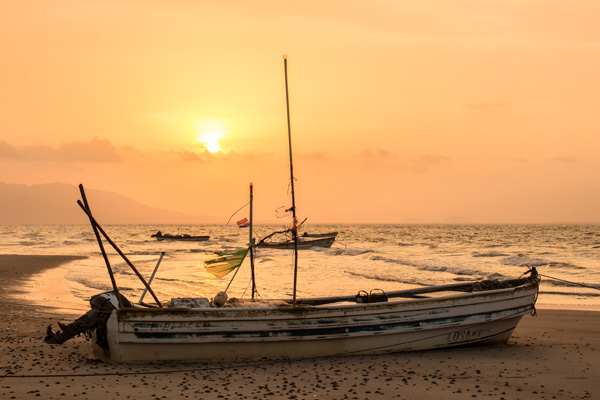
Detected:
left=1, top=254, right=598, bottom=399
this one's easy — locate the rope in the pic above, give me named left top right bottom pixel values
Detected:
left=539, top=273, right=600, bottom=290
left=224, top=201, right=250, bottom=225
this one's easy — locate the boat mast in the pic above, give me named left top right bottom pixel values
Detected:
left=283, top=55, right=299, bottom=305
left=249, top=183, right=257, bottom=299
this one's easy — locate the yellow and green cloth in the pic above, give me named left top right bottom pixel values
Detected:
left=204, top=243, right=254, bottom=278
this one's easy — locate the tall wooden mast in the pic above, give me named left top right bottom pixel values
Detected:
left=283, top=55, right=299, bottom=305
left=249, top=183, right=257, bottom=299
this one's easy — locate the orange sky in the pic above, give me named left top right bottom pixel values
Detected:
left=1, top=1, right=599, bottom=223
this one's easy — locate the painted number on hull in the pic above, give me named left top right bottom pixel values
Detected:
left=447, top=328, right=491, bottom=343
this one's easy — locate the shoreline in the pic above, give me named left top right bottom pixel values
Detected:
left=1, top=254, right=599, bottom=399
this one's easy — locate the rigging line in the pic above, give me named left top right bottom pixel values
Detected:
left=225, top=201, right=250, bottom=225
left=538, top=274, right=600, bottom=290
left=252, top=225, right=263, bottom=242
left=239, top=276, right=262, bottom=300
left=241, top=275, right=252, bottom=298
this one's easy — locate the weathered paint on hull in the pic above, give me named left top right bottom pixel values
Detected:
left=93, top=282, right=537, bottom=363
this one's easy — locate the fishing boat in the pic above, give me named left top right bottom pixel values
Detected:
left=151, top=231, right=210, bottom=242
left=258, top=235, right=335, bottom=249
left=257, top=229, right=336, bottom=249
left=44, top=57, right=540, bottom=363
left=302, top=231, right=338, bottom=238
left=44, top=265, right=540, bottom=363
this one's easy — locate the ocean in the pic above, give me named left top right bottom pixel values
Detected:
left=1, top=224, right=599, bottom=314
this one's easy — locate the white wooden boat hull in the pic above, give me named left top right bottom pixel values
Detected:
left=93, top=280, right=538, bottom=363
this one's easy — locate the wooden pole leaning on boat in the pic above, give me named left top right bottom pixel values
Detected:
left=77, top=187, right=163, bottom=308
left=138, top=252, right=165, bottom=305
left=77, top=200, right=163, bottom=308
left=78, top=184, right=124, bottom=308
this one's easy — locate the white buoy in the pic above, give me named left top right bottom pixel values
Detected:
left=213, top=291, right=228, bottom=307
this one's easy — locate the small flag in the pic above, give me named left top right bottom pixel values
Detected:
left=237, top=217, right=249, bottom=228
left=204, top=245, right=252, bottom=278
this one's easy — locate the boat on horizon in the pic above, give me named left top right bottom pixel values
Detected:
left=302, top=231, right=338, bottom=238
left=257, top=229, right=336, bottom=249
left=151, top=231, right=210, bottom=242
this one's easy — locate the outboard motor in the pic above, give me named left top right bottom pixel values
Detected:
left=44, top=292, right=131, bottom=345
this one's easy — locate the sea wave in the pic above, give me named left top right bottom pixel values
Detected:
left=472, top=251, right=509, bottom=258
left=341, top=248, right=375, bottom=256
left=4, top=224, right=600, bottom=309
left=416, top=264, right=482, bottom=277
left=346, top=271, right=429, bottom=287
left=369, top=255, right=419, bottom=267
left=62, top=240, right=82, bottom=246
left=501, top=255, right=549, bottom=267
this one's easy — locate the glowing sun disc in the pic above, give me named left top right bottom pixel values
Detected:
left=206, top=140, right=221, bottom=153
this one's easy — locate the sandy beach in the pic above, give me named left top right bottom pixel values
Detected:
left=0, top=254, right=598, bottom=400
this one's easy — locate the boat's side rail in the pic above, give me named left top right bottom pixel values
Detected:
left=114, top=281, right=538, bottom=324
left=282, top=277, right=537, bottom=306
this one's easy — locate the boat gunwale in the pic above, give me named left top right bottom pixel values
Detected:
left=114, top=280, right=538, bottom=321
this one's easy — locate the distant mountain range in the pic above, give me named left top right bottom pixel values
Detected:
left=0, top=182, right=219, bottom=224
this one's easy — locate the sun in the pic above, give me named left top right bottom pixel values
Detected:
left=206, top=140, right=221, bottom=153
left=195, top=120, right=227, bottom=153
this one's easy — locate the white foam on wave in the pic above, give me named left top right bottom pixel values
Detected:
left=472, top=251, right=509, bottom=258
left=501, top=255, right=548, bottom=267
left=417, top=264, right=481, bottom=276
left=4, top=224, right=600, bottom=309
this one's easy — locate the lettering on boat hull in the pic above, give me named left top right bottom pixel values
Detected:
left=446, top=327, right=492, bottom=344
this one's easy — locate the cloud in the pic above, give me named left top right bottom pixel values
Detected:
left=352, top=148, right=399, bottom=169
left=0, top=138, right=122, bottom=163
left=548, top=156, right=578, bottom=164
left=0, top=140, right=18, bottom=158
left=297, top=151, right=329, bottom=162
left=172, top=148, right=246, bottom=164
left=409, top=154, right=451, bottom=173
left=356, top=148, right=450, bottom=173
left=463, top=102, right=510, bottom=114
left=175, top=149, right=207, bottom=163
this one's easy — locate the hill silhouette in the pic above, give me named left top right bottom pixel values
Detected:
left=0, top=182, right=219, bottom=224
